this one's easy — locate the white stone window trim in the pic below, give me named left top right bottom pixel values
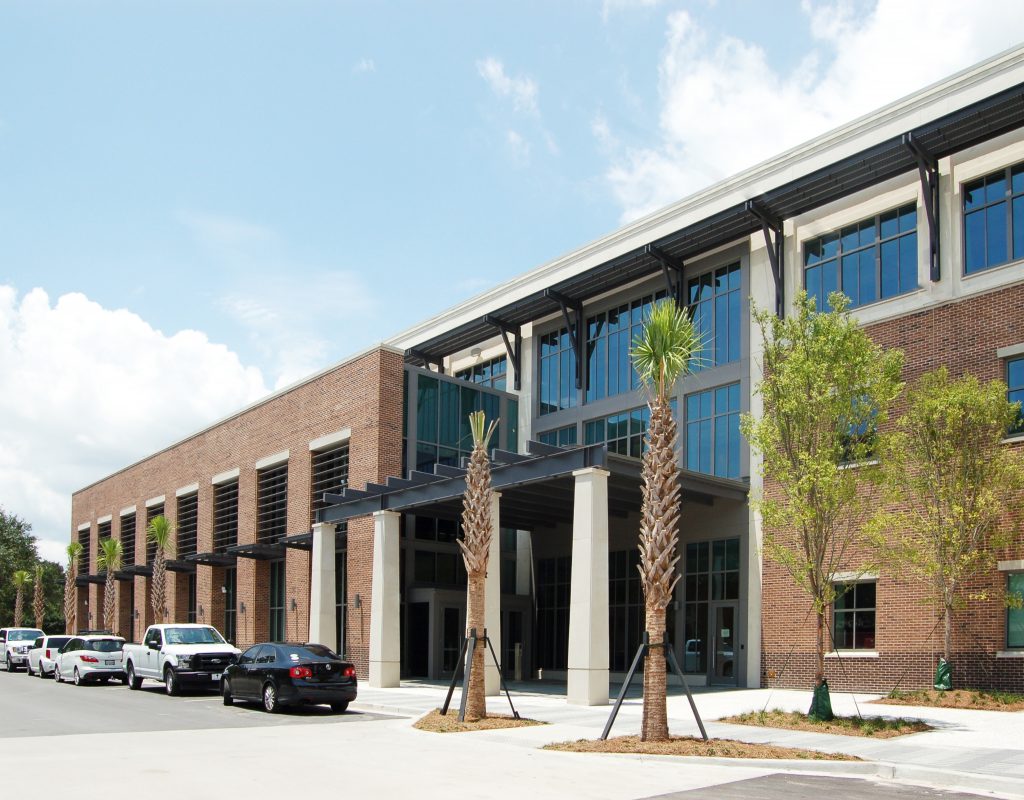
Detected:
left=175, top=483, right=199, bottom=498
left=212, top=468, right=240, bottom=485
left=826, top=650, right=879, bottom=659
left=97, top=514, right=112, bottom=525
left=255, top=450, right=290, bottom=470
left=996, top=650, right=1024, bottom=658
left=997, top=343, right=1024, bottom=360
left=76, top=522, right=91, bottom=532
left=309, top=429, right=351, bottom=452
left=145, top=495, right=165, bottom=508
left=832, top=570, right=879, bottom=582
left=998, top=560, right=1024, bottom=572
left=119, top=505, right=136, bottom=517
left=837, top=458, right=880, bottom=472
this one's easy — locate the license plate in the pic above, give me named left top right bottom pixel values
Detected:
left=105, top=660, right=115, bottom=666
left=211, top=673, right=221, bottom=681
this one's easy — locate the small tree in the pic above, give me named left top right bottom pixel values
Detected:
left=147, top=516, right=175, bottom=623
left=741, top=292, right=903, bottom=705
left=631, top=299, right=702, bottom=742
left=869, top=367, right=1024, bottom=677
left=457, top=410, right=499, bottom=721
left=12, top=570, right=31, bottom=627
left=64, top=542, right=83, bottom=634
left=32, top=564, right=45, bottom=630
left=97, top=538, right=124, bottom=633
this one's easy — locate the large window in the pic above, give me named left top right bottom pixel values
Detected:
left=96, top=520, right=111, bottom=572
left=455, top=355, right=507, bottom=390
left=1008, top=573, right=1024, bottom=649
left=683, top=538, right=740, bottom=673
left=257, top=463, right=288, bottom=544
left=688, top=262, right=741, bottom=370
left=535, top=556, right=570, bottom=670
left=585, top=401, right=677, bottom=459
left=213, top=479, right=239, bottom=553
left=1009, top=357, right=1024, bottom=436
left=415, top=375, right=500, bottom=473
left=964, top=164, right=1024, bottom=274
left=804, top=204, right=917, bottom=311
left=120, top=513, right=136, bottom=567
left=269, top=560, right=286, bottom=642
left=538, top=328, right=576, bottom=416
left=609, top=549, right=643, bottom=672
left=311, top=442, right=349, bottom=526
left=538, top=425, right=577, bottom=447
left=833, top=581, right=876, bottom=650
left=77, top=527, right=90, bottom=576
left=176, top=493, right=198, bottom=558
left=585, top=291, right=666, bottom=403
left=685, top=384, right=741, bottom=478
left=413, top=549, right=466, bottom=587
left=145, top=504, right=163, bottom=566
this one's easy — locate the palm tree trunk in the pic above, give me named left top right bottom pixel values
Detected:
left=33, top=579, right=45, bottom=630
left=464, top=573, right=487, bottom=720
left=14, top=589, right=24, bottom=628
left=151, top=549, right=167, bottom=623
left=104, top=571, right=117, bottom=631
left=64, top=565, right=77, bottom=634
left=641, top=606, right=668, bottom=741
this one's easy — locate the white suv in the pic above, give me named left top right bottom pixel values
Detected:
left=27, top=635, right=73, bottom=678
left=54, top=635, right=127, bottom=685
left=1, top=628, right=45, bottom=672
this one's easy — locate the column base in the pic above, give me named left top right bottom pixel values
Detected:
left=368, top=660, right=400, bottom=688
left=567, top=668, right=609, bottom=706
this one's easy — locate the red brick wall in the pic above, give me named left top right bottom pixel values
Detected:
left=70, top=346, right=405, bottom=679
left=762, top=282, right=1024, bottom=692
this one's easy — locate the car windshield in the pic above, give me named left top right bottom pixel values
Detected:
left=47, top=637, right=71, bottom=648
left=9, top=630, right=43, bottom=641
left=278, top=644, right=339, bottom=660
left=164, top=627, right=225, bottom=645
left=86, top=639, right=124, bottom=652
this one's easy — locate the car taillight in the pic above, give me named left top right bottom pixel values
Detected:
left=289, top=666, right=313, bottom=679
left=80, top=655, right=99, bottom=663
left=45, top=649, right=51, bottom=659
left=342, top=665, right=356, bottom=678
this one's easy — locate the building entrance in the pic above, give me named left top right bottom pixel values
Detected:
left=709, top=603, right=737, bottom=686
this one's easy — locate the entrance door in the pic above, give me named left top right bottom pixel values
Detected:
left=407, top=603, right=429, bottom=677
left=502, top=611, right=524, bottom=680
left=709, top=604, right=737, bottom=686
left=441, top=607, right=463, bottom=677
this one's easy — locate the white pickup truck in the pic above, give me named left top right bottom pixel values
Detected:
left=122, top=623, right=240, bottom=696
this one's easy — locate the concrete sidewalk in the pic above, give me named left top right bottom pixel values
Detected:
left=351, top=681, right=1024, bottom=798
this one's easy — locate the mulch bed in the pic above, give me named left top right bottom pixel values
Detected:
left=413, top=708, right=546, bottom=733
left=874, top=689, right=1024, bottom=712
left=721, top=709, right=930, bottom=738
left=544, top=735, right=859, bottom=760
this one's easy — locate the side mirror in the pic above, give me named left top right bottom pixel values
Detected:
left=148, top=641, right=160, bottom=651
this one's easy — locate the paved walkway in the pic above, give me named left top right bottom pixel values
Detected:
left=351, top=681, right=1024, bottom=798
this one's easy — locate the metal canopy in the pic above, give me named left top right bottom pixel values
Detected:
left=166, top=559, right=197, bottom=574
left=406, top=82, right=1024, bottom=364
left=121, top=564, right=153, bottom=578
left=226, top=542, right=287, bottom=561
left=283, top=531, right=313, bottom=551
left=318, top=441, right=747, bottom=530
left=186, top=552, right=237, bottom=567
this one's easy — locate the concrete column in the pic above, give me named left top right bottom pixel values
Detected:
left=485, top=492, right=502, bottom=696
left=308, top=522, right=338, bottom=650
left=567, top=467, right=610, bottom=706
left=369, top=510, right=400, bottom=687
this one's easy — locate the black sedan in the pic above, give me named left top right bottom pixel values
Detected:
left=222, top=642, right=357, bottom=713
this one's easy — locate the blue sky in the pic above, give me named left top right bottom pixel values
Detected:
left=2, top=0, right=1022, bottom=559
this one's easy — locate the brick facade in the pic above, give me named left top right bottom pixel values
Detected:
left=761, top=281, right=1024, bottom=692
left=70, top=346, right=405, bottom=679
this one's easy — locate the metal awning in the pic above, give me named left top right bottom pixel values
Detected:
left=121, top=564, right=153, bottom=577
left=283, top=532, right=313, bottom=551
left=318, top=441, right=747, bottom=530
left=166, top=559, right=197, bottom=574
left=85, top=573, right=107, bottom=585
left=406, top=81, right=1024, bottom=363
left=186, top=552, right=237, bottom=567
left=226, top=542, right=287, bottom=561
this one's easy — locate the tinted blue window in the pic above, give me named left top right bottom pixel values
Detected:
left=1014, top=196, right=1024, bottom=261
left=1009, top=358, right=1024, bottom=435
left=687, top=264, right=740, bottom=371
left=987, top=203, right=1008, bottom=266
left=686, top=383, right=741, bottom=478
left=963, top=165, right=1024, bottom=274
left=899, top=233, right=917, bottom=295
left=965, top=210, right=987, bottom=273
left=539, top=328, right=577, bottom=415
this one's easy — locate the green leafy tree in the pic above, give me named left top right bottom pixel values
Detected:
left=631, top=299, right=702, bottom=742
left=147, top=516, right=175, bottom=623
left=0, top=508, right=37, bottom=624
left=12, top=570, right=31, bottom=627
left=868, top=367, right=1024, bottom=670
left=458, top=410, right=499, bottom=721
left=64, top=542, right=83, bottom=633
left=741, top=291, right=904, bottom=699
left=97, top=538, right=124, bottom=633
left=37, top=561, right=66, bottom=633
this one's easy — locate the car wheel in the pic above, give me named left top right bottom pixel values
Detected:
left=126, top=663, right=142, bottom=690
left=53, top=665, right=62, bottom=683
left=26, top=662, right=34, bottom=676
left=121, top=674, right=130, bottom=686
left=164, top=667, right=180, bottom=696
left=222, top=678, right=234, bottom=706
left=73, top=668, right=82, bottom=686
left=330, top=701, right=349, bottom=714
left=38, top=665, right=46, bottom=679
left=262, top=682, right=280, bottom=713
left=4, top=655, right=11, bottom=672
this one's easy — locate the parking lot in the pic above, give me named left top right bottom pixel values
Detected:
left=0, top=666, right=394, bottom=737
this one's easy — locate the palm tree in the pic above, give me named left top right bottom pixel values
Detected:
left=97, top=538, right=124, bottom=633
left=64, top=542, right=83, bottom=634
left=631, top=299, right=702, bottom=742
left=33, top=564, right=45, bottom=630
left=12, top=570, right=32, bottom=628
left=457, top=409, right=499, bottom=721
left=147, top=515, right=174, bottom=623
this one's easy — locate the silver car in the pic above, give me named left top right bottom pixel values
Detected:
left=54, top=636, right=127, bottom=685
left=27, top=635, right=73, bottom=678
left=1, top=628, right=45, bottom=672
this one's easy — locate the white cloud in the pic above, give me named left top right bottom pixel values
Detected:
left=0, top=286, right=268, bottom=564
left=477, top=57, right=539, bottom=115
left=506, top=129, right=531, bottom=166
left=352, top=58, right=376, bottom=75
left=601, top=0, right=1024, bottom=222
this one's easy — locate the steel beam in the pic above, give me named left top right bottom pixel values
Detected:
left=483, top=314, right=523, bottom=391
left=745, top=200, right=784, bottom=318
left=903, top=132, right=940, bottom=282
left=644, top=243, right=685, bottom=306
left=544, top=288, right=585, bottom=390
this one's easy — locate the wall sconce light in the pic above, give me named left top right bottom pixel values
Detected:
left=353, top=594, right=362, bottom=609
left=134, top=609, right=139, bottom=620
left=470, top=347, right=482, bottom=359
left=239, top=601, right=246, bottom=614
left=289, top=598, right=297, bottom=612
left=199, top=605, right=205, bottom=618
left=220, top=585, right=227, bottom=594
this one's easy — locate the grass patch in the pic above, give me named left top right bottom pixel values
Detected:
left=544, top=735, right=859, bottom=761
left=414, top=708, right=546, bottom=733
left=722, top=708, right=930, bottom=738
left=875, top=689, right=1024, bottom=712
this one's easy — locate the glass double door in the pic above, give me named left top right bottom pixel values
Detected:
left=708, top=603, right=737, bottom=686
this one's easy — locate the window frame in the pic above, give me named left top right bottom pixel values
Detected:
left=684, top=383, right=741, bottom=478
left=962, top=163, right=1024, bottom=275
left=831, top=579, right=877, bottom=652
left=686, top=262, right=742, bottom=371
left=1007, top=572, right=1024, bottom=650
left=1008, top=356, right=1024, bottom=436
